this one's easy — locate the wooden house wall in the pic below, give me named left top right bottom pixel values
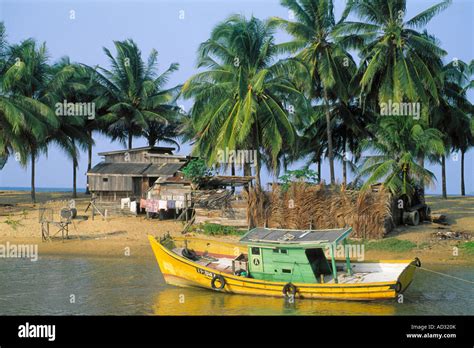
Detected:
left=89, top=175, right=133, bottom=192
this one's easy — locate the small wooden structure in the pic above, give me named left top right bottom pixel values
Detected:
left=146, top=174, right=193, bottom=220
left=192, top=176, right=254, bottom=227
left=87, top=146, right=190, bottom=201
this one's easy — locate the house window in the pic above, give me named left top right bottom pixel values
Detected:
left=280, top=249, right=288, bottom=254
left=103, top=178, right=108, bottom=182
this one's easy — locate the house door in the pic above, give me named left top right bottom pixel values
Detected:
left=132, top=178, right=142, bottom=197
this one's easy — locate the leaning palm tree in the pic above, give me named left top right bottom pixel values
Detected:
left=269, top=0, right=357, bottom=185
left=182, top=15, right=306, bottom=188
left=2, top=39, right=62, bottom=202
left=91, top=40, right=181, bottom=149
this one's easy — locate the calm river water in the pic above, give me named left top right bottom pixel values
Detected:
left=0, top=256, right=472, bottom=315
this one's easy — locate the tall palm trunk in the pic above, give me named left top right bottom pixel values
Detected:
left=342, top=135, right=347, bottom=186
left=128, top=133, right=133, bottom=149
left=86, top=129, right=92, bottom=194
left=253, top=123, right=262, bottom=189
left=317, top=157, right=322, bottom=184
left=243, top=163, right=252, bottom=191
left=72, top=157, right=77, bottom=198
left=31, top=151, right=36, bottom=203
left=441, top=155, right=447, bottom=199
left=417, top=156, right=425, bottom=203
left=323, top=88, right=335, bottom=185
left=254, top=154, right=262, bottom=189
left=461, top=150, right=465, bottom=196
left=230, top=162, right=236, bottom=193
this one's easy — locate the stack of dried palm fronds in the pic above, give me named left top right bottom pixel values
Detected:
left=245, top=183, right=393, bottom=239
left=192, top=190, right=233, bottom=210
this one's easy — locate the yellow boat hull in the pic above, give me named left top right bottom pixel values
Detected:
left=148, top=235, right=418, bottom=301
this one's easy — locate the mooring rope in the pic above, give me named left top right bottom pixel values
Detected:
left=414, top=265, right=474, bottom=285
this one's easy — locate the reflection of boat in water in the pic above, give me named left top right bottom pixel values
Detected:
left=152, top=288, right=397, bottom=315
left=148, top=227, right=420, bottom=301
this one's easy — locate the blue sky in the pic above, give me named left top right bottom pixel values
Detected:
left=0, top=0, right=473, bottom=194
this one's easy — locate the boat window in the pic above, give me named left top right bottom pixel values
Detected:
left=282, top=269, right=292, bottom=273
left=251, top=247, right=260, bottom=255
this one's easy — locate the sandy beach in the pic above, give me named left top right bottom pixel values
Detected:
left=0, top=190, right=473, bottom=264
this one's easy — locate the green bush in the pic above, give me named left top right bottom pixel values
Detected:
left=365, top=238, right=417, bottom=252
left=460, top=241, right=474, bottom=255
left=181, top=159, right=212, bottom=187
left=196, top=223, right=243, bottom=236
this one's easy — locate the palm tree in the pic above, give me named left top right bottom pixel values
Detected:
left=332, top=99, right=375, bottom=185
left=269, top=0, right=357, bottom=185
left=358, top=117, right=445, bottom=198
left=431, top=60, right=473, bottom=198
left=91, top=40, right=180, bottom=149
left=143, top=118, right=182, bottom=149
left=182, top=14, right=305, bottom=188
left=2, top=39, right=61, bottom=202
left=337, top=0, right=450, bottom=197
left=337, top=0, right=450, bottom=107
left=47, top=57, right=93, bottom=197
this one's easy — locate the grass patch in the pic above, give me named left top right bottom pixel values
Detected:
left=460, top=241, right=474, bottom=255
left=363, top=238, right=417, bottom=252
left=193, top=223, right=244, bottom=236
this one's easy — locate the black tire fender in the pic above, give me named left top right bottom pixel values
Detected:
left=211, top=275, right=226, bottom=290
left=182, top=248, right=198, bottom=261
left=282, top=282, right=297, bottom=297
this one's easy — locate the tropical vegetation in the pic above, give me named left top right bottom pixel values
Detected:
left=0, top=0, right=473, bottom=202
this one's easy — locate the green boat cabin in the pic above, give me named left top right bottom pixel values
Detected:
left=239, top=227, right=353, bottom=283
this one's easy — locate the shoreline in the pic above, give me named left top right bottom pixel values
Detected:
left=2, top=233, right=473, bottom=266
left=0, top=190, right=473, bottom=265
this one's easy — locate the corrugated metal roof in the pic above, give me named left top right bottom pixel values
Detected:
left=142, top=163, right=184, bottom=176
left=87, top=162, right=185, bottom=176
left=240, top=227, right=351, bottom=245
left=97, top=146, right=175, bottom=156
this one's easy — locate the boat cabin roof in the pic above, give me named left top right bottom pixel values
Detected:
left=239, top=227, right=352, bottom=247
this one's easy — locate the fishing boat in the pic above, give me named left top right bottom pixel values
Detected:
left=148, top=227, right=420, bottom=300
